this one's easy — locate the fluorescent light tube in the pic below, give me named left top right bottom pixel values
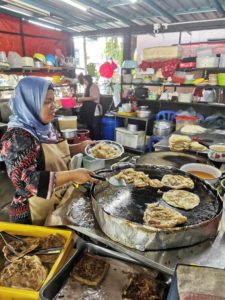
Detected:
left=3, top=0, right=50, bottom=16
left=1, top=6, right=32, bottom=16
left=67, top=27, right=80, bottom=32
left=28, top=20, right=62, bottom=31
left=38, top=18, right=62, bottom=26
left=59, top=0, right=87, bottom=12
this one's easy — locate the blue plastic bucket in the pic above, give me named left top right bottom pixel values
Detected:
left=101, top=115, right=122, bottom=141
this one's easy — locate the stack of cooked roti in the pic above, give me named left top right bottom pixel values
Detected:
left=169, top=134, right=207, bottom=152
left=169, top=134, right=192, bottom=151
left=0, top=233, right=66, bottom=291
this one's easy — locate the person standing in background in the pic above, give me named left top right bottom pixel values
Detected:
left=77, top=75, right=102, bottom=140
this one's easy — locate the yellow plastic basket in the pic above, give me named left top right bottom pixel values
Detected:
left=0, top=222, right=74, bottom=300
left=117, top=111, right=137, bottom=117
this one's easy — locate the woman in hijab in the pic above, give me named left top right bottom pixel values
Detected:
left=78, top=75, right=102, bottom=140
left=0, top=76, right=98, bottom=225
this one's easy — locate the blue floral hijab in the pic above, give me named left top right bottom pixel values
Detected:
left=8, top=76, right=57, bottom=142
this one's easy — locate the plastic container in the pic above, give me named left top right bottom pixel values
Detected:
left=196, top=56, right=219, bottom=68
left=178, top=93, right=193, bottom=103
left=175, top=116, right=200, bottom=131
left=101, top=115, right=122, bottom=141
left=58, top=116, right=77, bottom=130
left=116, top=127, right=145, bottom=149
left=217, top=73, right=225, bottom=86
left=61, top=97, right=76, bottom=108
left=0, top=221, right=73, bottom=300
left=82, top=155, right=105, bottom=171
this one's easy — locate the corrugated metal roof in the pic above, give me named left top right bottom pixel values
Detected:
left=0, top=0, right=224, bottom=35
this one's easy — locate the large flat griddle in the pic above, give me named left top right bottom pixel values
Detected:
left=137, top=151, right=211, bottom=169
left=91, top=164, right=223, bottom=251
left=94, top=165, right=219, bottom=226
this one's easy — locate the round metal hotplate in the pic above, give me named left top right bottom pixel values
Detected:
left=137, top=151, right=212, bottom=169
left=91, top=164, right=223, bottom=250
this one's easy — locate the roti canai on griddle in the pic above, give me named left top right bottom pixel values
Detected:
left=0, top=255, right=47, bottom=290
left=161, top=174, right=194, bottom=189
left=162, top=189, right=200, bottom=210
left=2, top=237, right=40, bottom=262
left=143, top=202, right=187, bottom=229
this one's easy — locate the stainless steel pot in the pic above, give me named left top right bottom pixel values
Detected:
left=153, top=120, right=172, bottom=137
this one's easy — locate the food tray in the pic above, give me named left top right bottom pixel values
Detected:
left=117, top=111, right=137, bottom=117
left=0, top=222, right=74, bottom=300
left=40, top=239, right=171, bottom=300
left=85, top=140, right=124, bottom=160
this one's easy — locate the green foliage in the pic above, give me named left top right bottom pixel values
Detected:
left=86, top=63, right=99, bottom=78
left=104, top=37, right=123, bottom=66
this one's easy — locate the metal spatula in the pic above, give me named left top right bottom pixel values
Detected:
left=91, top=174, right=126, bottom=187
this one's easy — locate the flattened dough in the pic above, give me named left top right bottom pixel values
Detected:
left=162, top=189, right=200, bottom=210
left=161, top=174, right=194, bottom=189
left=143, top=202, right=187, bottom=228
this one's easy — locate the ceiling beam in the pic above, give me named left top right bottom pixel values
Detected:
left=77, top=0, right=137, bottom=26
left=3, top=0, right=100, bottom=29
left=214, top=0, right=225, bottom=17
left=142, top=0, right=179, bottom=22
left=72, top=18, right=225, bottom=37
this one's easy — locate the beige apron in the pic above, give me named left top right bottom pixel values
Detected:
left=28, top=139, right=72, bottom=225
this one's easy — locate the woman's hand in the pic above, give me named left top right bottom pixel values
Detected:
left=79, top=140, right=96, bottom=153
left=69, top=140, right=96, bottom=155
left=71, top=168, right=98, bottom=184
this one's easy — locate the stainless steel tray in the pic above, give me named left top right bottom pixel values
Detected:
left=39, top=239, right=171, bottom=300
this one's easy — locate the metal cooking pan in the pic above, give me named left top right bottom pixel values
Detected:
left=91, top=164, right=223, bottom=251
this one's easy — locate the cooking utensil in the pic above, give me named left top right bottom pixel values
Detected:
left=85, top=140, right=124, bottom=160
left=30, top=246, right=63, bottom=255
left=153, top=120, right=173, bottom=137
left=91, top=164, right=222, bottom=250
left=91, top=174, right=126, bottom=187
left=0, top=231, right=27, bottom=257
left=137, top=151, right=211, bottom=168
left=180, top=163, right=222, bottom=186
left=136, top=110, right=151, bottom=118
left=191, top=137, right=213, bottom=142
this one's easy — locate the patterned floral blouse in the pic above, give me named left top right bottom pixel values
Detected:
left=0, top=128, right=55, bottom=224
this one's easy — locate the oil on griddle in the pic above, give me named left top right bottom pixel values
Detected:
left=93, top=165, right=221, bottom=227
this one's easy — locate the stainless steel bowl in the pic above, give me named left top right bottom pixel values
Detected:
left=136, top=110, right=151, bottom=118
left=60, top=129, right=77, bottom=139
